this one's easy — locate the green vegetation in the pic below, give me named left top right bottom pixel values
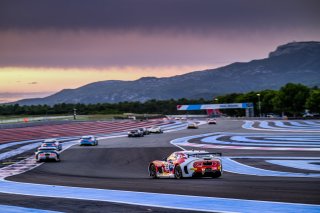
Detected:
left=0, top=83, right=319, bottom=117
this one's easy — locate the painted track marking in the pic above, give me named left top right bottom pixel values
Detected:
left=243, top=120, right=320, bottom=132
left=0, top=204, right=62, bottom=213
left=223, top=157, right=320, bottom=178
left=267, top=160, right=320, bottom=171
left=0, top=179, right=319, bottom=213
left=171, top=132, right=320, bottom=151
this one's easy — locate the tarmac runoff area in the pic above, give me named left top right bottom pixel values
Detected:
left=0, top=119, right=320, bottom=212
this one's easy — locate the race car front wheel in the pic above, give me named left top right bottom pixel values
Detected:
left=174, top=165, right=183, bottom=179
left=149, top=164, right=158, bottom=179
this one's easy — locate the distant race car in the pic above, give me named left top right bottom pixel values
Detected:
left=148, top=150, right=222, bottom=179
left=35, top=147, right=60, bottom=162
left=148, top=126, right=163, bottom=134
left=187, top=122, right=198, bottom=129
left=80, top=135, right=98, bottom=146
left=128, top=129, right=144, bottom=137
left=41, top=139, right=62, bottom=151
left=207, top=118, right=217, bottom=124
left=138, top=127, right=150, bottom=135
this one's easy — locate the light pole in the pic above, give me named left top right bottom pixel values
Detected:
left=256, top=93, right=261, bottom=117
left=213, top=98, right=219, bottom=117
left=73, top=108, right=77, bottom=120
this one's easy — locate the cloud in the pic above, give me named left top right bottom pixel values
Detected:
left=0, top=0, right=319, bottom=32
left=1, top=29, right=320, bottom=68
left=0, top=0, right=319, bottom=68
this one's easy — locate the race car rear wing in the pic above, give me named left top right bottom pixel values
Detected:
left=187, top=152, right=222, bottom=158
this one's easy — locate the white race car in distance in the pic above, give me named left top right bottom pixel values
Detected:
left=207, top=118, right=217, bottom=124
left=35, top=147, right=60, bottom=162
left=187, top=122, right=198, bottom=129
left=148, top=126, right=163, bottom=134
left=41, top=139, right=62, bottom=151
left=149, top=150, right=222, bottom=179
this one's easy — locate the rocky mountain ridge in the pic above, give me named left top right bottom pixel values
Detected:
left=14, top=41, right=320, bottom=105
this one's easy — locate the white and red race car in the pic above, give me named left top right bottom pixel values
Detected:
left=148, top=150, right=222, bottom=179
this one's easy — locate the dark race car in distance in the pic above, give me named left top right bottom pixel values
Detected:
left=138, top=127, right=150, bottom=135
left=128, top=129, right=144, bottom=137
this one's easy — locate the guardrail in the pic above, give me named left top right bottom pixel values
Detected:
left=0, top=115, right=74, bottom=124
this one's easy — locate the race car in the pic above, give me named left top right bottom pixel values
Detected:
left=128, top=129, right=144, bottom=137
left=207, top=118, right=217, bottom=124
left=148, top=150, right=222, bottom=179
left=187, top=122, right=198, bottom=129
left=35, top=147, right=60, bottom=162
left=80, top=135, right=98, bottom=146
left=138, top=127, right=150, bottom=135
left=148, top=126, right=163, bottom=134
left=41, top=139, right=62, bottom=151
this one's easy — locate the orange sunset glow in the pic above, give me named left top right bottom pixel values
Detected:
left=0, top=65, right=221, bottom=102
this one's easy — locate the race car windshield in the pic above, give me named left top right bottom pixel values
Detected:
left=82, top=137, right=93, bottom=140
left=188, top=153, right=221, bottom=158
left=38, top=148, right=57, bottom=151
left=43, top=144, right=55, bottom=147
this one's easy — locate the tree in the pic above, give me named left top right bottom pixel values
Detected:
left=274, top=83, right=310, bottom=116
left=306, top=89, right=320, bottom=113
left=261, top=90, right=278, bottom=114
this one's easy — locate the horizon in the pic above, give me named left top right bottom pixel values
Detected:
left=1, top=0, right=320, bottom=103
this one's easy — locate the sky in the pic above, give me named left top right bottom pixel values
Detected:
left=0, top=0, right=320, bottom=103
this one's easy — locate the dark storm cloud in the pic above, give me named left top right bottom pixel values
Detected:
left=1, top=0, right=319, bottom=68
left=0, top=0, right=319, bottom=32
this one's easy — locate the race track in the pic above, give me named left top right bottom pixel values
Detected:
left=0, top=119, right=320, bottom=212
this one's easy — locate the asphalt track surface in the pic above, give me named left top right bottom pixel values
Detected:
left=2, top=120, right=320, bottom=212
